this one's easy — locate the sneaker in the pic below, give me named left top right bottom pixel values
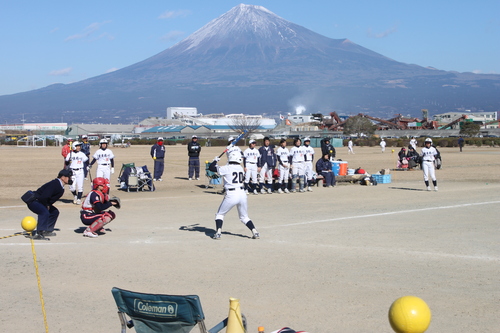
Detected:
left=434, top=186, right=438, bottom=192
left=212, top=232, right=221, bottom=240
left=158, top=178, right=163, bottom=181
left=188, top=178, right=192, bottom=180
left=299, top=188, right=305, bottom=193
left=153, top=179, right=157, bottom=181
left=307, top=186, right=313, bottom=192
left=26, top=233, right=49, bottom=240
left=284, top=188, right=290, bottom=194
left=427, top=186, right=431, bottom=191
left=253, top=189, right=258, bottom=195
left=76, top=199, right=82, bottom=205
left=196, top=178, right=200, bottom=180
left=290, top=189, right=296, bottom=193
left=245, top=190, right=249, bottom=195
left=260, top=189, right=266, bottom=194
left=41, top=231, right=57, bottom=237
left=252, top=232, right=260, bottom=239
left=277, top=188, right=284, bottom=194
left=73, top=196, right=77, bottom=204
left=83, top=230, right=98, bottom=238
left=267, top=188, right=272, bottom=194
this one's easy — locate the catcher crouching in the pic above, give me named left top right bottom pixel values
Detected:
left=80, top=177, right=120, bottom=238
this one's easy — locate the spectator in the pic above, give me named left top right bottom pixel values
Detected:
left=316, top=153, right=335, bottom=187
left=150, top=137, right=166, bottom=181
left=187, top=135, right=202, bottom=180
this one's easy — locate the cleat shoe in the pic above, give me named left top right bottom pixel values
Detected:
left=41, top=231, right=57, bottom=237
left=27, top=233, right=49, bottom=240
left=260, top=188, right=266, bottom=194
left=76, top=199, right=82, bottom=205
left=252, top=232, right=260, bottom=239
left=277, top=188, right=284, bottom=194
left=284, top=188, right=290, bottom=193
left=83, top=230, right=98, bottom=238
left=253, top=189, right=258, bottom=195
left=158, top=178, right=163, bottom=181
left=434, top=186, right=438, bottom=192
left=212, top=232, right=221, bottom=240
left=73, top=196, right=77, bottom=204
left=299, top=188, right=305, bottom=193
left=290, top=189, right=296, bottom=193
left=245, top=190, right=249, bottom=195
left=188, top=178, right=192, bottom=180
left=427, top=186, right=431, bottom=191
left=307, top=186, right=313, bottom=192
left=267, top=188, right=272, bottom=194
left=153, top=179, right=157, bottom=181
left=196, top=178, right=200, bottom=180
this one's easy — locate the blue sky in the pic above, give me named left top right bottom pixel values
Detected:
left=1, top=0, right=499, bottom=96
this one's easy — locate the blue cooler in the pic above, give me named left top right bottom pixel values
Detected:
left=332, top=161, right=341, bottom=176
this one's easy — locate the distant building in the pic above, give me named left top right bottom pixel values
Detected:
left=166, top=107, right=198, bottom=119
left=433, top=111, right=498, bottom=128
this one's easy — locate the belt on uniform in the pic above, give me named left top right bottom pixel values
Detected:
left=72, top=168, right=82, bottom=171
left=424, top=160, right=433, bottom=162
left=100, top=164, right=110, bottom=166
left=247, top=162, right=256, bottom=164
left=228, top=187, right=244, bottom=191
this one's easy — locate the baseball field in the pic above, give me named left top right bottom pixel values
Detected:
left=1, top=143, right=498, bottom=332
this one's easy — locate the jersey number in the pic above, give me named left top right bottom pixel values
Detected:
left=231, top=172, right=244, bottom=184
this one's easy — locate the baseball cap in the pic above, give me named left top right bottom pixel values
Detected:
left=82, top=135, right=88, bottom=139
left=249, top=139, right=256, bottom=144
left=58, top=169, right=72, bottom=178
left=158, top=137, right=164, bottom=141
left=304, top=137, right=311, bottom=141
left=72, top=141, right=82, bottom=146
left=192, top=135, right=197, bottom=138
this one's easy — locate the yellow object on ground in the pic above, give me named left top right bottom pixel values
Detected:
left=389, top=296, right=431, bottom=333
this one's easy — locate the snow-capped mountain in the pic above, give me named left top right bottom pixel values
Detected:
left=0, top=4, right=498, bottom=123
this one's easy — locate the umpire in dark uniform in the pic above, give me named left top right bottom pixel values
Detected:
left=81, top=135, right=91, bottom=179
left=187, top=135, right=202, bottom=180
left=26, top=169, right=72, bottom=239
left=150, top=137, right=166, bottom=181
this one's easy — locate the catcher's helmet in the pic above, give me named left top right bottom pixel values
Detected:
left=424, top=138, right=433, bottom=144
left=92, top=177, right=107, bottom=190
left=228, top=151, right=242, bottom=164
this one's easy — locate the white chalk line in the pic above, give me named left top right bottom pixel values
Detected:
left=261, top=200, right=500, bottom=228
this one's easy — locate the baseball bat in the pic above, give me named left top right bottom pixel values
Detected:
left=88, top=167, right=93, bottom=183
left=218, top=130, right=248, bottom=158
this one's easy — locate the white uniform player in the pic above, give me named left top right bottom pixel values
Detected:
left=65, top=141, right=89, bottom=204
left=410, top=137, right=417, bottom=150
left=380, top=139, right=386, bottom=153
left=243, top=140, right=261, bottom=194
left=276, top=139, right=290, bottom=194
left=289, top=138, right=306, bottom=193
left=420, top=138, right=438, bottom=191
left=210, top=152, right=260, bottom=240
left=225, top=136, right=243, bottom=159
left=303, top=138, right=315, bottom=192
left=89, top=139, right=115, bottom=185
left=348, top=139, right=355, bottom=154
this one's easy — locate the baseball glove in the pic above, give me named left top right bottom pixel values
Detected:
left=109, top=196, right=121, bottom=209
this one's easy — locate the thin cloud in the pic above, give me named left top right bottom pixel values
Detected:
left=49, top=67, right=73, bottom=76
left=160, top=30, right=185, bottom=42
left=50, top=27, right=59, bottom=33
left=367, top=24, right=399, bottom=38
left=105, top=67, right=119, bottom=73
left=158, top=10, right=191, bottom=19
left=65, top=21, right=112, bottom=42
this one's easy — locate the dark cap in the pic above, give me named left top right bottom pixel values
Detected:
left=58, top=169, right=72, bottom=178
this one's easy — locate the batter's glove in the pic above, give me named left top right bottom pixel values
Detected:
left=111, top=167, right=115, bottom=174
left=109, top=196, right=121, bottom=209
left=213, top=156, right=220, bottom=162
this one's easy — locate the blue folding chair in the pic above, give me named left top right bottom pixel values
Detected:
left=112, top=287, right=243, bottom=333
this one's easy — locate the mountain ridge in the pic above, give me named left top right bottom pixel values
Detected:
left=0, top=4, right=498, bottom=123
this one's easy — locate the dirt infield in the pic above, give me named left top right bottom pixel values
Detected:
left=1, top=144, right=499, bottom=332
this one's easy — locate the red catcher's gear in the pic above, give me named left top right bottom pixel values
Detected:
left=92, top=177, right=107, bottom=190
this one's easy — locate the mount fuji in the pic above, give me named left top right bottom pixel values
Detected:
left=1, top=4, right=499, bottom=123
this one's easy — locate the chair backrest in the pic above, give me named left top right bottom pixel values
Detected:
left=122, top=162, right=135, bottom=169
left=112, top=287, right=206, bottom=333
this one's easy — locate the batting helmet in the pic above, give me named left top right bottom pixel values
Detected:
left=425, top=138, right=433, bottom=144
left=99, top=139, right=108, bottom=145
left=228, top=151, right=242, bottom=164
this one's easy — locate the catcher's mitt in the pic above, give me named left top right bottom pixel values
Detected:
left=109, top=196, right=121, bottom=209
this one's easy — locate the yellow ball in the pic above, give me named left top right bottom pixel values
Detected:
left=205, top=160, right=209, bottom=164
left=21, top=216, right=37, bottom=232
left=392, top=149, right=395, bottom=153
left=389, top=296, right=431, bottom=333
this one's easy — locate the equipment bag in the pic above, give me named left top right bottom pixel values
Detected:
left=21, top=190, right=37, bottom=205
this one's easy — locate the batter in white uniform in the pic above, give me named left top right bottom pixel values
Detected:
left=209, top=152, right=260, bottom=240
left=243, top=140, right=261, bottom=195
left=289, top=138, right=306, bottom=193
left=89, top=139, right=115, bottom=185
left=65, top=141, right=89, bottom=204
left=420, top=138, right=438, bottom=191
left=276, top=138, right=290, bottom=194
